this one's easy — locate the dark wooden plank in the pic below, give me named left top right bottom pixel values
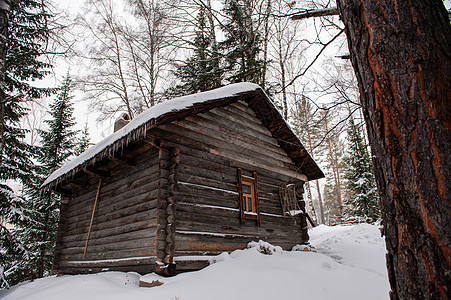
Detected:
left=57, top=264, right=156, bottom=275
left=66, top=194, right=159, bottom=231
left=61, top=237, right=157, bottom=257
left=182, top=114, right=292, bottom=162
left=65, top=206, right=159, bottom=237
left=177, top=148, right=297, bottom=189
left=63, top=227, right=157, bottom=249
left=162, top=122, right=293, bottom=168
left=66, top=178, right=160, bottom=219
left=155, top=126, right=306, bottom=181
left=58, top=256, right=157, bottom=268
left=63, top=219, right=157, bottom=243
left=203, top=106, right=271, bottom=137
left=66, top=165, right=160, bottom=216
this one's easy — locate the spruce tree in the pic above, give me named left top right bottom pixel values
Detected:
left=166, top=7, right=222, bottom=97
left=0, top=0, right=53, bottom=288
left=344, top=116, right=380, bottom=223
left=220, top=0, right=265, bottom=85
left=22, top=74, right=78, bottom=280
left=75, top=122, right=92, bottom=156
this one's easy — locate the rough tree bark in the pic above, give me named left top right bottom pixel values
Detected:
left=337, top=0, right=451, bottom=299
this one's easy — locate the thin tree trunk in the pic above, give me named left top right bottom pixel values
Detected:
left=0, top=0, right=9, bottom=168
left=325, top=117, right=343, bottom=214
left=337, top=0, right=451, bottom=299
left=278, top=44, right=288, bottom=119
left=205, top=0, right=216, bottom=46
left=307, top=129, right=325, bottom=224
left=305, top=182, right=318, bottom=223
left=112, top=29, right=132, bottom=118
left=261, top=0, right=271, bottom=89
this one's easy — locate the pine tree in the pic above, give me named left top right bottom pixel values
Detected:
left=0, top=0, right=53, bottom=288
left=344, top=116, right=380, bottom=223
left=166, top=7, right=222, bottom=97
left=220, top=0, right=265, bottom=85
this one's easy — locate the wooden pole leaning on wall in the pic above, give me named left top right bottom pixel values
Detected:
left=83, top=178, right=102, bottom=258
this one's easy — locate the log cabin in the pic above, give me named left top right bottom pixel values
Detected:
left=42, top=82, right=324, bottom=276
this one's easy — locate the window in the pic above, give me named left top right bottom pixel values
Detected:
left=237, top=169, right=261, bottom=226
left=242, top=179, right=256, bottom=213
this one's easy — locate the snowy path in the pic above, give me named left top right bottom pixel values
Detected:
left=0, top=224, right=390, bottom=300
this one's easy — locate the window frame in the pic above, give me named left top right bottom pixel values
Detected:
left=237, top=169, right=261, bottom=226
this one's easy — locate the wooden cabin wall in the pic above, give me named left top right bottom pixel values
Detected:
left=55, top=146, right=161, bottom=274
left=155, top=101, right=308, bottom=259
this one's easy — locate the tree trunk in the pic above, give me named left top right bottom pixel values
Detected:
left=325, top=114, right=343, bottom=214
left=337, top=0, right=451, bottom=299
left=307, top=129, right=325, bottom=224
left=0, top=0, right=9, bottom=168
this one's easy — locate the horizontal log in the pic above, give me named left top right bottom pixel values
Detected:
left=173, top=259, right=210, bottom=271
left=156, top=127, right=306, bottom=182
left=63, top=219, right=157, bottom=244
left=175, top=190, right=239, bottom=209
left=61, top=237, right=156, bottom=257
left=177, top=181, right=238, bottom=198
left=176, top=184, right=283, bottom=216
left=63, top=227, right=157, bottom=249
left=175, top=240, right=249, bottom=253
left=65, top=207, right=158, bottom=237
left=176, top=213, right=302, bottom=238
left=178, top=149, right=300, bottom=191
left=227, top=100, right=259, bottom=119
left=176, top=202, right=301, bottom=231
left=56, top=264, right=156, bottom=275
left=68, top=184, right=159, bottom=224
left=205, top=105, right=272, bottom=137
left=160, top=122, right=293, bottom=171
left=66, top=163, right=160, bottom=215
left=66, top=196, right=159, bottom=233
left=58, top=256, right=157, bottom=268
left=182, top=114, right=291, bottom=163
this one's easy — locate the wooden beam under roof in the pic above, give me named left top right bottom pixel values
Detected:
left=83, top=166, right=110, bottom=179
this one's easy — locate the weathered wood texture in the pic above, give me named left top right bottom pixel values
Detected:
left=155, top=145, right=180, bottom=272
left=54, top=99, right=312, bottom=274
left=55, top=147, right=160, bottom=274
left=155, top=102, right=308, bottom=264
left=337, top=0, right=451, bottom=299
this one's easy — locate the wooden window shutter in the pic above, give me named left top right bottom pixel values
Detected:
left=253, top=172, right=261, bottom=226
left=237, top=168, right=245, bottom=225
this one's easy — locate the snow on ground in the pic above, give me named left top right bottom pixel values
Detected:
left=0, top=224, right=390, bottom=300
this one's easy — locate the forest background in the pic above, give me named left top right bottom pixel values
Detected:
left=1, top=0, right=449, bottom=290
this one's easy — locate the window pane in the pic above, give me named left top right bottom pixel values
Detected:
left=242, top=184, right=251, bottom=194
left=247, top=197, right=252, bottom=212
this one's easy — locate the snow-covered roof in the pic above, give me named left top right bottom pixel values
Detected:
left=43, top=82, right=325, bottom=190
left=42, top=83, right=262, bottom=188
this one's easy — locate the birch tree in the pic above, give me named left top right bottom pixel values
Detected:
left=76, top=0, right=179, bottom=121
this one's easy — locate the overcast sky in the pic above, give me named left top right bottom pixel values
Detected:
left=48, top=0, right=451, bottom=145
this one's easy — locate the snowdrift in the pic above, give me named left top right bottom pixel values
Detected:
left=0, top=224, right=389, bottom=300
